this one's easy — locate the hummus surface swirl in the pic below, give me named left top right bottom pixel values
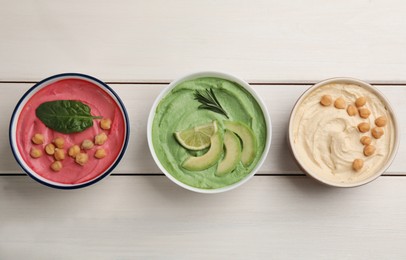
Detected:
left=292, top=83, right=395, bottom=184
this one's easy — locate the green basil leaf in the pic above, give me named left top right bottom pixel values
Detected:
left=35, top=100, right=102, bottom=134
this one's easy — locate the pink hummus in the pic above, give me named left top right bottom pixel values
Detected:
left=17, top=79, right=126, bottom=184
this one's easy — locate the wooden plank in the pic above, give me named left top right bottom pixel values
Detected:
left=1, top=175, right=406, bottom=259
left=2, top=83, right=406, bottom=175
left=1, top=1, right=406, bottom=82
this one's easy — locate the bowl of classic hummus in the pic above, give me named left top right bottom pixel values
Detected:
left=9, top=73, right=130, bottom=189
left=289, top=77, right=399, bottom=187
left=148, top=71, right=271, bottom=193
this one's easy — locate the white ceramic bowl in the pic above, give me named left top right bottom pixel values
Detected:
left=288, top=77, right=399, bottom=187
left=147, top=71, right=272, bottom=193
left=9, top=73, right=130, bottom=189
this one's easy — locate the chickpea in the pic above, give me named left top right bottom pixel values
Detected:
left=100, top=118, right=112, bottom=130
left=360, top=136, right=372, bottom=146
left=75, top=153, right=89, bottom=166
left=320, top=95, right=332, bottom=106
left=346, top=105, right=357, bottom=116
left=375, top=116, right=387, bottom=127
left=371, top=127, right=384, bottom=139
left=68, top=145, right=81, bottom=158
left=95, top=133, right=108, bottom=145
left=334, top=97, right=346, bottom=109
left=81, top=139, right=94, bottom=150
left=355, top=96, right=366, bottom=107
left=30, top=147, right=42, bottom=158
left=358, top=108, right=371, bottom=119
left=44, top=143, right=55, bottom=155
left=50, top=161, right=62, bottom=172
left=31, top=133, right=45, bottom=145
left=54, top=148, right=65, bottom=161
left=53, top=137, right=65, bottom=149
left=352, top=159, right=364, bottom=172
left=94, top=148, right=107, bottom=159
left=364, top=145, right=376, bottom=157
left=358, top=122, right=370, bottom=133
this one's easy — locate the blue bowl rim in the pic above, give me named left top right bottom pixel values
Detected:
left=8, top=72, right=130, bottom=190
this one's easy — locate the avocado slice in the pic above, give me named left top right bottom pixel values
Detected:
left=224, top=121, right=257, bottom=167
left=216, top=130, right=242, bottom=176
left=182, top=131, right=223, bottom=171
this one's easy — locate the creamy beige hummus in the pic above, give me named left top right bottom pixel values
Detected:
left=292, top=83, right=395, bottom=184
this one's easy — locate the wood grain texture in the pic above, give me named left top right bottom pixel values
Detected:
left=1, top=176, right=406, bottom=259
left=2, top=83, right=405, bottom=175
left=2, top=1, right=406, bottom=259
left=1, top=0, right=406, bottom=82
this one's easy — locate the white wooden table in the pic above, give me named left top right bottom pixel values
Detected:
left=1, top=1, right=406, bottom=259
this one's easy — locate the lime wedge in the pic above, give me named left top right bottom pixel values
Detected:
left=175, top=121, right=218, bottom=150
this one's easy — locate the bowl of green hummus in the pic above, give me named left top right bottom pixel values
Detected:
left=147, top=71, right=271, bottom=193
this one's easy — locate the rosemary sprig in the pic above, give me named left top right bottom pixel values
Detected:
left=194, top=89, right=229, bottom=118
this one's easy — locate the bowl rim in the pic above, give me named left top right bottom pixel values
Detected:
left=9, top=72, right=130, bottom=189
left=288, top=77, right=400, bottom=188
left=147, top=71, right=272, bottom=193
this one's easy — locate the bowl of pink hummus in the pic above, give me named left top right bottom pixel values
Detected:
left=9, top=73, right=129, bottom=189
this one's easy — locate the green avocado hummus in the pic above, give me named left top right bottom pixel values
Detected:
left=152, top=77, right=267, bottom=189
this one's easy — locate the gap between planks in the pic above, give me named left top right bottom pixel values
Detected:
left=1, top=173, right=405, bottom=177
left=1, top=81, right=406, bottom=86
